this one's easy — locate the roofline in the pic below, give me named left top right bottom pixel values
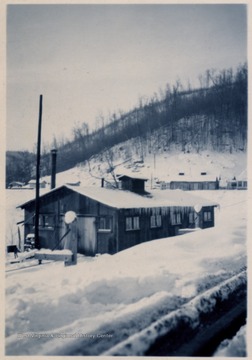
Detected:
left=17, top=185, right=69, bottom=209
left=17, top=184, right=218, bottom=210
left=170, top=180, right=218, bottom=183
left=117, top=174, right=148, bottom=181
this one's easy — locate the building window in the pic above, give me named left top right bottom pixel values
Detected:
left=98, top=216, right=112, bottom=232
left=126, top=216, right=140, bottom=231
left=203, top=211, right=212, bottom=222
left=37, top=214, right=55, bottom=230
left=188, top=212, right=194, bottom=224
left=171, top=213, right=182, bottom=225
left=150, top=214, right=162, bottom=228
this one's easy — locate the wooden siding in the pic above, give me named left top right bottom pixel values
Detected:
left=117, top=206, right=196, bottom=252
left=170, top=181, right=217, bottom=190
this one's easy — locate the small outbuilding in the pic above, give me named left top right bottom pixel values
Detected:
left=117, top=174, right=148, bottom=194
left=18, top=183, right=218, bottom=256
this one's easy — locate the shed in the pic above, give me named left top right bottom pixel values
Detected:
left=18, top=185, right=218, bottom=256
left=117, top=174, right=148, bottom=194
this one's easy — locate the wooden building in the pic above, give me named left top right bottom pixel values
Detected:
left=226, top=170, right=247, bottom=190
left=168, top=172, right=219, bottom=190
left=18, top=184, right=218, bottom=256
left=226, top=179, right=247, bottom=190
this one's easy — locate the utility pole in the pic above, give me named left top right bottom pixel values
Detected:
left=51, top=148, right=57, bottom=189
left=34, top=95, right=43, bottom=249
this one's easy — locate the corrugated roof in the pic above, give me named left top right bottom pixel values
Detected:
left=18, top=185, right=218, bottom=209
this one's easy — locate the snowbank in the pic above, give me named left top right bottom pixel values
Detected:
left=5, top=190, right=248, bottom=355
left=103, top=271, right=246, bottom=356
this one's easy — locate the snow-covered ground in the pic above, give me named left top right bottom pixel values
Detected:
left=5, top=189, right=248, bottom=355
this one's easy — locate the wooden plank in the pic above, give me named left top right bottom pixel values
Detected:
left=35, top=253, right=73, bottom=262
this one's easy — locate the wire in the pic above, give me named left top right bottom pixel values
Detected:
left=220, top=199, right=248, bottom=208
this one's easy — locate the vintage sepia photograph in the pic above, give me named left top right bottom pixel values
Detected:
left=3, top=1, right=248, bottom=357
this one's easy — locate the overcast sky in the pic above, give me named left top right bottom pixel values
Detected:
left=6, top=4, right=247, bottom=152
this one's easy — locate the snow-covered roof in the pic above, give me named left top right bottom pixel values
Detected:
left=237, top=169, right=247, bottom=181
left=117, top=173, right=148, bottom=181
left=28, top=179, right=47, bottom=184
left=18, top=184, right=218, bottom=209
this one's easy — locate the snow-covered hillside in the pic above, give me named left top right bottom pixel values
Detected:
left=5, top=189, right=248, bottom=356
left=42, top=149, right=247, bottom=189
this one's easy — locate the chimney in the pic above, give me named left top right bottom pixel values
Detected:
left=51, top=149, right=57, bottom=189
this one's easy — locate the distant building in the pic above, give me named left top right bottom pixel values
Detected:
left=168, top=172, right=219, bottom=190
left=227, top=170, right=247, bottom=190
left=8, top=181, right=24, bottom=189
left=27, top=179, right=47, bottom=189
left=18, top=176, right=218, bottom=256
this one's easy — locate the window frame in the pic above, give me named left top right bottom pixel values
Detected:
left=150, top=214, right=162, bottom=228
left=98, top=216, right=113, bottom=233
left=203, top=211, right=212, bottom=222
left=36, top=214, right=55, bottom=230
left=171, top=212, right=182, bottom=225
left=125, top=216, right=140, bottom=231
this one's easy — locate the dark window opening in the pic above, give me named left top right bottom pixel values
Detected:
left=35, top=214, right=55, bottom=230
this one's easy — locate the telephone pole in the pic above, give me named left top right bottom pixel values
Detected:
left=34, top=95, right=43, bottom=249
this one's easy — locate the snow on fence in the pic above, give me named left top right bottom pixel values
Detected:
left=102, top=270, right=247, bottom=356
